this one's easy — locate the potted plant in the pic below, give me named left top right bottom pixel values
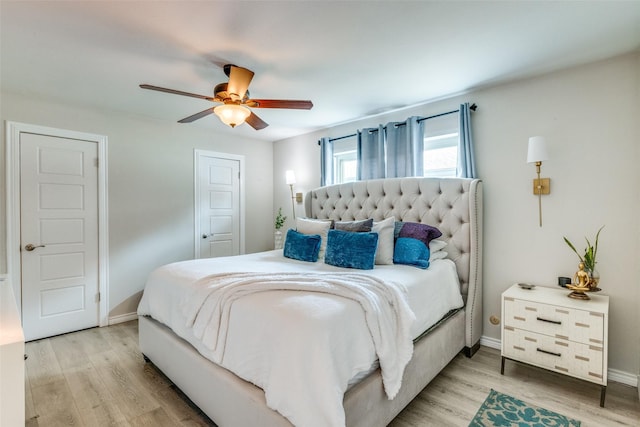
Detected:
left=563, top=225, right=604, bottom=288
left=274, top=207, right=287, bottom=249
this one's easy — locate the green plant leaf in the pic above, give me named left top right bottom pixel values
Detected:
left=593, top=225, right=604, bottom=262
left=563, top=237, right=584, bottom=263
left=564, top=226, right=604, bottom=271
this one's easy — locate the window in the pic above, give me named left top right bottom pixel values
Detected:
left=332, top=136, right=357, bottom=184
left=423, top=112, right=459, bottom=178
left=323, top=108, right=468, bottom=184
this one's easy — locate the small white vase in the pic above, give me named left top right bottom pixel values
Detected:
left=274, top=230, right=284, bottom=250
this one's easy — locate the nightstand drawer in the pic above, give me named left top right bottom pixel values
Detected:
left=503, top=297, right=604, bottom=345
left=503, top=327, right=604, bottom=384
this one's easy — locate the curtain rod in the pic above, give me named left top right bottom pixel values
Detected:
left=320, top=103, right=477, bottom=144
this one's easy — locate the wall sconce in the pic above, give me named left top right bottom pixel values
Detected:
left=527, top=136, right=550, bottom=227
left=285, top=170, right=301, bottom=220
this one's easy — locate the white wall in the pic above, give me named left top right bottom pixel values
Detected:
left=273, top=53, right=640, bottom=377
left=1, top=92, right=274, bottom=317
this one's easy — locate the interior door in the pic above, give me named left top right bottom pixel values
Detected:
left=20, top=132, right=100, bottom=341
left=197, top=154, right=241, bottom=258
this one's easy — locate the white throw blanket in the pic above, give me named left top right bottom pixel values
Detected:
left=180, top=271, right=416, bottom=424
left=138, top=252, right=464, bottom=427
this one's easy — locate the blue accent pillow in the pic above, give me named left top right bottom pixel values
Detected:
left=393, top=237, right=431, bottom=269
left=324, top=229, right=378, bottom=270
left=283, top=229, right=322, bottom=262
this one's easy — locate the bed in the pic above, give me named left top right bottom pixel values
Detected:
left=138, top=176, right=483, bottom=427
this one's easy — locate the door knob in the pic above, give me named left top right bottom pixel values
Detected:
left=24, top=243, right=46, bottom=251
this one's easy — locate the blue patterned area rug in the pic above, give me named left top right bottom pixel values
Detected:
left=469, top=389, right=581, bottom=426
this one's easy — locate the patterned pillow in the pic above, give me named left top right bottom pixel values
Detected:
left=324, top=229, right=378, bottom=270
left=283, top=229, right=322, bottom=262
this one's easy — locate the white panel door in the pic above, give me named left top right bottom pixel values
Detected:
left=198, top=156, right=241, bottom=258
left=20, top=133, right=99, bottom=341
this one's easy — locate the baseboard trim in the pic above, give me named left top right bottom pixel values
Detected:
left=608, top=369, right=639, bottom=388
left=480, top=334, right=638, bottom=388
left=480, top=335, right=501, bottom=350
left=108, top=312, right=138, bottom=325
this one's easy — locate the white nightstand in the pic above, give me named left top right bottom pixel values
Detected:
left=501, top=284, right=609, bottom=407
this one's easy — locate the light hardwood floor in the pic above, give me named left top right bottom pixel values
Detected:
left=25, top=320, right=639, bottom=426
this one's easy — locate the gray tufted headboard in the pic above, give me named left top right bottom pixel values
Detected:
left=305, top=177, right=483, bottom=350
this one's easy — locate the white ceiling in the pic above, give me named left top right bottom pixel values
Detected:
left=2, top=1, right=639, bottom=142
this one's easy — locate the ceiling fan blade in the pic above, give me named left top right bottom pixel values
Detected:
left=140, top=84, right=215, bottom=101
left=178, top=107, right=215, bottom=123
left=226, top=66, right=254, bottom=100
left=245, top=111, right=269, bottom=130
left=245, top=99, right=313, bottom=110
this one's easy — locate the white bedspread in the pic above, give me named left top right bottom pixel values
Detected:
left=137, top=250, right=463, bottom=427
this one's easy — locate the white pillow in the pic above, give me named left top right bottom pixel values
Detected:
left=372, top=217, right=395, bottom=265
left=429, top=239, right=447, bottom=253
left=296, top=218, right=333, bottom=261
left=430, top=251, right=448, bottom=261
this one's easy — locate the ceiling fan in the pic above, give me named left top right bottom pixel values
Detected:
left=140, top=64, right=313, bottom=130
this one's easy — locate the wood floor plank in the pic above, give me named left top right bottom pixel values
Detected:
left=25, top=321, right=640, bottom=426
left=88, top=349, right=161, bottom=420
left=25, top=370, right=38, bottom=422
left=64, top=363, right=115, bottom=410
left=150, top=382, right=217, bottom=426
left=128, top=406, right=183, bottom=427
left=30, top=378, right=83, bottom=427
left=25, top=338, right=64, bottom=389
left=72, top=326, right=114, bottom=356
left=77, top=399, right=130, bottom=427
left=50, top=333, right=92, bottom=370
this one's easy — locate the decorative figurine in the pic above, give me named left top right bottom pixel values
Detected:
left=574, top=262, right=590, bottom=288
left=567, top=262, right=591, bottom=300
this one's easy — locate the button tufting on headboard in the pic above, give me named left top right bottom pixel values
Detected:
left=305, top=177, right=482, bottom=310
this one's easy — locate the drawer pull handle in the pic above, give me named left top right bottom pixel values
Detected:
left=537, top=317, right=561, bottom=325
left=537, top=348, right=561, bottom=357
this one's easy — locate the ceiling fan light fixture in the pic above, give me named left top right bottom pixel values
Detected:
left=214, top=104, right=251, bottom=128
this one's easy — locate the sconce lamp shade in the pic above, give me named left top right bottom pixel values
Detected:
left=527, top=136, right=549, bottom=163
left=214, top=104, right=251, bottom=128
left=285, top=170, right=296, bottom=185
